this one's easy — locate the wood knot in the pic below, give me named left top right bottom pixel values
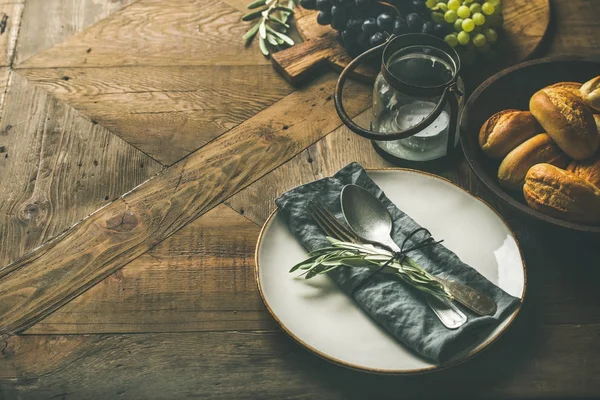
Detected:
left=1, top=341, right=14, bottom=358
left=105, top=211, right=138, bottom=232
left=20, top=201, right=48, bottom=222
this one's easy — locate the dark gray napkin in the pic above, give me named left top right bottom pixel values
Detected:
left=275, top=162, right=521, bottom=363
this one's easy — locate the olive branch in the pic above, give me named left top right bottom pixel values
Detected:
left=290, top=237, right=452, bottom=300
left=241, top=0, right=297, bottom=57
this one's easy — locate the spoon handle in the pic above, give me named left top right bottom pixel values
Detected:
left=385, top=236, right=497, bottom=316
left=384, top=238, right=468, bottom=329
left=434, top=277, right=498, bottom=316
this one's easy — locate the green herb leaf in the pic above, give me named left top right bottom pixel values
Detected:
left=241, top=7, right=268, bottom=21
left=273, top=6, right=295, bottom=13
left=259, top=20, right=267, bottom=39
left=247, top=0, right=267, bottom=9
left=266, top=25, right=294, bottom=45
left=266, top=33, right=279, bottom=46
left=242, top=22, right=261, bottom=43
left=259, top=36, right=269, bottom=56
left=268, top=15, right=290, bottom=28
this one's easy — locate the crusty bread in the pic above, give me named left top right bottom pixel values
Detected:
left=580, top=76, right=600, bottom=112
left=498, top=133, right=570, bottom=190
left=567, top=154, right=600, bottom=189
left=479, top=109, right=540, bottom=159
left=529, top=88, right=599, bottom=160
left=545, top=81, right=582, bottom=97
left=523, top=163, right=600, bottom=225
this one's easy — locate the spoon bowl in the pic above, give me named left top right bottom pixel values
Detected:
left=340, top=185, right=399, bottom=252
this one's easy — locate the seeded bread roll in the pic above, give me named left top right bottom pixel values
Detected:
left=567, top=154, right=600, bottom=189
left=580, top=76, right=600, bottom=112
left=498, top=133, right=570, bottom=190
left=544, top=81, right=582, bottom=97
left=529, top=88, right=599, bottom=160
left=523, top=164, right=600, bottom=225
left=479, top=109, right=540, bottom=159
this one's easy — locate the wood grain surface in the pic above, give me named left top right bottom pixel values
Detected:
left=24, top=204, right=275, bottom=334
left=0, top=72, right=162, bottom=267
left=19, top=65, right=294, bottom=165
left=16, top=0, right=272, bottom=69
left=3, top=322, right=600, bottom=399
left=0, top=73, right=370, bottom=337
left=0, top=0, right=599, bottom=398
left=0, top=2, right=23, bottom=67
left=14, top=0, right=135, bottom=65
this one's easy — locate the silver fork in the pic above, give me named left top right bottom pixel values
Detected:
left=306, top=200, right=468, bottom=330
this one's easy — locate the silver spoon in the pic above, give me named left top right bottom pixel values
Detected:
left=340, top=184, right=469, bottom=329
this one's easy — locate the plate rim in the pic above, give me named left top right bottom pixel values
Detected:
left=254, top=167, right=528, bottom=375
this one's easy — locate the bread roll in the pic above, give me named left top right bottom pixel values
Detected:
left=498, top=134, right=570, bottom=190
left=580, top=76, right=600, bottom=112
left=567, top=154, right=600, bottom=188
left=523, top=164, right=600, bottom=225
left=529, top=88, right=599, bottom=160
left=544, top=81, right=582, bottom=97
left=479, top=110, right=540, bottom=159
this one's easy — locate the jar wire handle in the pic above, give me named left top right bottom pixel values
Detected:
left=334, top=38, right=456, bottom=142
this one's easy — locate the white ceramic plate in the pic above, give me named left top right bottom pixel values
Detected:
left=255, top=169, right=526, bottom=374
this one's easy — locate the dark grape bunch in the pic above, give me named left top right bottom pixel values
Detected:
left=299, top=0, right=448, bottom=57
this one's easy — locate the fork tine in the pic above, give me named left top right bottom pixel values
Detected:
left=305, top=203, right=346, bottom=240
left=308, top=201, right=358, bottom=243
left=314, top=200, right=361, bottom=242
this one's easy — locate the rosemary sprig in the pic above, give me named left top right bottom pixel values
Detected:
left=290, top=237, right=452, bottom=300
left=241, top=0, right=297, bottom=57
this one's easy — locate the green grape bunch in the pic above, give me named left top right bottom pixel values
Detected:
left=427, top=0, right=503, bottom=65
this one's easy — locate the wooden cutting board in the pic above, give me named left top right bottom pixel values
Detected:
left=271, top=0, right=551, bottom=87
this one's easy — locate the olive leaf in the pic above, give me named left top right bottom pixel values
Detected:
left=259, top=36, right=269, bottom=56
left=266, top=25, right=294, bottom=45
left=266, top=33, right=279, bottom=46
left=241, top=0, right=297, bottom=57
left=273, top=5, right=294, bottom=13
left=268, top=15, right=290, bottom=28
left=259, top=20, right=267, bottom=39
left=247, top=0, right=267, bottom=9
left=241, top=7, right=268, bottom=21
left=243, top=21, right=261, bottom=43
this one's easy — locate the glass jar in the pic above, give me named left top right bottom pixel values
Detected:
left=334, top=34, right=464, bottom=166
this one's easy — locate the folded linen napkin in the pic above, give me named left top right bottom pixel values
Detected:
left=275, top=162, right=521, bottom=363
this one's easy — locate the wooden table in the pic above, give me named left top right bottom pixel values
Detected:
left=0, top=0, right=599, bottom=398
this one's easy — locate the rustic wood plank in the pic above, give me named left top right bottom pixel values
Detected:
left=24, top=204, right=275, bottom=334
left=18, top=65, right=294, bottom=165
left=0, top=66, right=9, bottom=114
left=0, top=1, right=23, bottom=66
left=225, top=110, right=392, bottom=224
left=15, top=0, right=272, bottom=69
left=0, top=71, right=163, bottom=269
left=0, top=72, right=370, bottom=337
left=220, top=0, right=251, bottom=13
left=2, top=320, right=600, bottom=399
left=15, top=0, right=135, bottom=66
left=544, top=0, right=600, bottom=54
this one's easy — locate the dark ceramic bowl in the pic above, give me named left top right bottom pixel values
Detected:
left=459, top=56, right=600, bottom=234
